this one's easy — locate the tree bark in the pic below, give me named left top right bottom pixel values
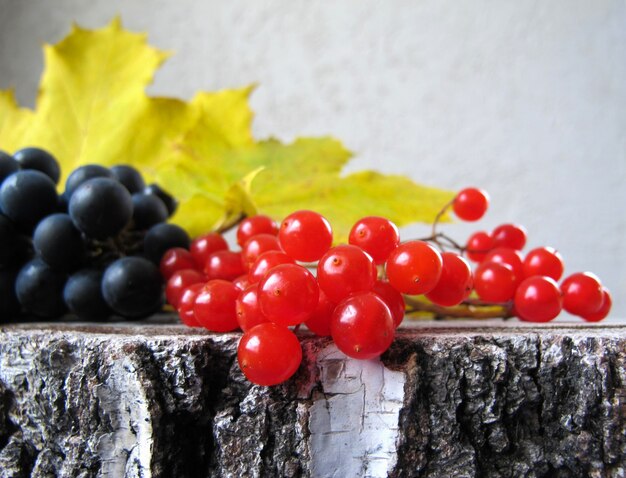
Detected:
left=0, top=319, right=624, bottom=477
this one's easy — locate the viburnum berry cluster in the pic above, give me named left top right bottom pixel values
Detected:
left=162, top=187, right=612, bottom=386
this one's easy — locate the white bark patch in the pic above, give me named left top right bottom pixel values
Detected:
left=96, top=355, right=153, bottom=478
left=308, top=344, right=405, bottom=478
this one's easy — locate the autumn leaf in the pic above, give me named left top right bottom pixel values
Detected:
left=0, top=18, right=453, bottom=240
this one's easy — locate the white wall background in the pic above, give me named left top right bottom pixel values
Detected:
left=1, top=0, right=625, bottom=317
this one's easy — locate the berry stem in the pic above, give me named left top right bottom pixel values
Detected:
left=403, top=295, right=514, bottom=320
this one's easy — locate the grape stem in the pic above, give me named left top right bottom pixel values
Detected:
left=403, top=295, right=514, bottom=320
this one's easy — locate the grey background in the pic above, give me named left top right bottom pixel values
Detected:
left=1, top=0, right=624, bottom=317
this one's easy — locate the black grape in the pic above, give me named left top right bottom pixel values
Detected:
left=131, top=193, right=168, bottom=230
left=0, top=170, right=58, bottom=233
left=144, top=183, right=177, bottom=217
left=0, top=213, right=19, bottom=267
left=13, top=147, right=60, bottom=184
left=69, top=177, right=133, bottom=239
left=0, top=150, right=20, bottom=185
left=15, top=258, right=66, bottom=318
left=33, top=213, right=85, bottom=271
left=102, top=256, right=163, bottom=318
left=0, top=268, right=20, bottom=320
left=64, top=164, right=113, bottom=199
left=111, top=165, right=145, bottom=194
left=143, top=223, right=190, bottom=263
left=64, top=269, right=111, bottom=321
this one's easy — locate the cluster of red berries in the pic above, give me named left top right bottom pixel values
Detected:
left=158, top=187, right=611, bottom=386
left=455, top=188, right=612, bottom=323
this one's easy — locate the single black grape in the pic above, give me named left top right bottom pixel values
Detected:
left=143, top=223, right=190, bottom=263
left=131, top=193, right=168, bottom=230
left=144, top=183, right=177, bottom=216
left=69, top=177, right=133, bottom=239
left=15, top=258, right=66, bottom=318
left=0, top=170, right=58, bottom=233
left=64, top=269, right=111, bottom=321
left=0, top=268, right=20, bottom=321
left=64, top=164, right=113, bottom=199
left=33, top=213, right=85, bottom=271
left=101, top=256, right=163, bottom=319
left=111, top=165, right=145, bottom=194
left=0, top=213, right=19, bottom=267
left=0, top=150, right=20, bottom=185
left=13, top=147, right=60, bottom=184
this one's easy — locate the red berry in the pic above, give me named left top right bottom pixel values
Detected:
left=236, top=215, right=279, bottom=247
left=258, top=264, right=319, bottom=327
left=348, top=216, right=400, bottom=265
left=177, top=283, right=204, bottom=327
left=317, top=245, right=377, bottom=303
left=166, top=269, right=206, bottom=308
left=474, top=262, right=517, bottom=303
left=466, top=231, right=494, bottom=262
left=453, top=188, right=490, bottom=221
left=238, top=323, right=302, bottom=386
left=426, top=252, right=473, bottom=307
left=385, top=240, right=443, bottom=295
left=242, top=234, right=281, bottom=267
left=160, top=247, right=198, bottom=280
left=372, top=280, right=405, bottom=328
left=204, top=250, right=246, bottom=281
left=190, top=232, right=228, bottom=266
left=492, top=224, right=527, bottom=251
left=523, top=247, right=564, bottom=281
left=561, top=272, right=604, bottom=317
left=193, top=280, right=240, bottom=332
left=236, top=284, right=270, bottom=332
left=583, top=287, right=612, bottom=322
left=484, top=248, right=524, bottom=284
left=331, top=292, right=395, bottom=360
left=305, top=289, right=335, bottom=337
left=278, top=210, right=333, bottom=262
left=248, top=251, right=295, bottom=284
left=514, top=276, right=562, bottom=322
left=233, top=274, right=250, bottom=291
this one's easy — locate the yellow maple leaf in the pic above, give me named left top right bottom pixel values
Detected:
left=0, top=18, right=453, bottom=240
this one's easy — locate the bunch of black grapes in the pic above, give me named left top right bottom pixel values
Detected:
left=0, top=147, right=190, bottom=321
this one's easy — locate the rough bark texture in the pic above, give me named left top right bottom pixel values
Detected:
left=0, top=319, right=624, bottom=478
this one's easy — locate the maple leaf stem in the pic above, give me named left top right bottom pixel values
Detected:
left=403, top=295, right=515, bottom=320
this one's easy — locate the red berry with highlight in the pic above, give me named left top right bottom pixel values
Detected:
left=474, top=262, right=517, bottom=303
left=466, top=231, right=494, bottom=262
left=278, top=210, right=333, bottom=262
left=523, top=247, right=564, bottom=281
left=349, top=216, right=400, bottom=264
left=248, top=251, right=295, bottom=284
left=160, top=247, right=197, bottom=280
left=492, top=224, right=527, bottom=251
left=166, top=269, right=206, bottom=308
left=426, top=252, right=473, bottom=307
left=514, top=276, right=562, bottom=322
left=453, top=188, right=490, bottom=221
left=238, top=323, right=302, bottom=386
left=583, top=288, right=612, bottom=322
left=237, top=215, right=278, bottom=247
left=385, top=240, right=443, bottom=295
left=204, top=250, right=246, bottom=281
left=193, top=280, right=240, bottom=332
left=561, top=272, right=604, bottom=317
left=317, top=245, right=377, bottom=303
left=236, top=284, right=269, bottom=332
left=331, top=292, right=395, bottom=360
left=258, top=264, right=319, bottom=327
left=190, top=233, right=228, bottom=266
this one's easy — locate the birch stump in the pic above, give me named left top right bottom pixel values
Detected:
left=0, top=319, right=624, bottom=478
